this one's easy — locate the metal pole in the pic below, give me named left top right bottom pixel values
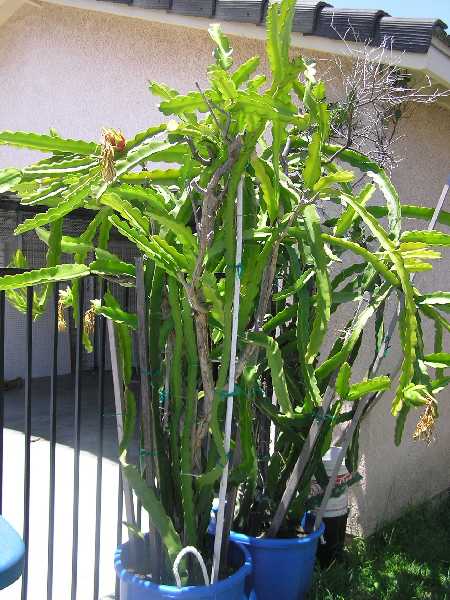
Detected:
left=21, top=286, right=33, bottom=600
left=71, top=281, right=84, bottom=600
left=93, top=279, right=106, bottom=600
left=47, top=283, right=59, bottom=600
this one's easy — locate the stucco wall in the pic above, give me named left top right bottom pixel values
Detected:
left=0, top=2, right=449, bottom=535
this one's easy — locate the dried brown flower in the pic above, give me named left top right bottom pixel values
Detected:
left=57, top=296, right=67, bottom=332
left=83, top=305, right=96, bottom=337
left=413, top=395, right=438, bottom=445
left=100, top=128, right=126, bottom=183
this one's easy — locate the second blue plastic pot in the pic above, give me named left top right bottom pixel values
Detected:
left=230, top=520, right=324, bottom=600
left=115, top=536, right=253, bottom=600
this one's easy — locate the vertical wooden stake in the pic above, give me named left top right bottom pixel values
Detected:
left=107, top=319, right=137, bottom=560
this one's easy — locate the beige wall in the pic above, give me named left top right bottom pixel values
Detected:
left=0, top=2, right=449, bottom=534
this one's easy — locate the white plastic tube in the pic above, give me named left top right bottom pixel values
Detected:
left=211, top=178, right=244, bottom=584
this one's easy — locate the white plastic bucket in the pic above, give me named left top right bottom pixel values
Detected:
left=321, top=446, right=349, bottom=518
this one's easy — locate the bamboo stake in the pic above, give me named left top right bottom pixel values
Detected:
left=135, top=257, right=162, bottom=582
left=315, top=176, right=450, bottom=531
left=267, top=375, right=337, bottom=537
left=107, top=319, right=137, bottom=556
left=211, top=178, right=244, bottom=584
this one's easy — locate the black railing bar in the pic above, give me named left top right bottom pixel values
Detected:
left=70, top=280, right=84, bottom=600
left=93, top=279, right=107, bottom=600
left=0, top=268, right=36, bottom=276
left=93, top=277, right=98, bottom=372
left=0, top=290, right=5, bottom=513
left=21, top=286, right=33, bottom=600
left=46, top=283, right=59, bottom=600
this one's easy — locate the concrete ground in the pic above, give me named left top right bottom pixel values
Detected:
left=1, top=373, right=130, bottom=600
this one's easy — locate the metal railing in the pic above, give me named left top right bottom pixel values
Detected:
left=0, top=271, right=128, bottom=600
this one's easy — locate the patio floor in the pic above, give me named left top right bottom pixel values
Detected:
left=1, top=372, right=129, bottom=600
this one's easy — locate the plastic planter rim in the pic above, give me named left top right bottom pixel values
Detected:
left=114, top=539, right=252, bottom=595
left=230, top=522, right=325, bottom=549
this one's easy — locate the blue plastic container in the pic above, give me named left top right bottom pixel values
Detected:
left=0, top=517, right=25, bottom=590
left=115, top=537, right=252, bottom=600
left=230, top=520, right=324, bottom=600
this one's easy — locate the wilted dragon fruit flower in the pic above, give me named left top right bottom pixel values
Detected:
left=100, top=128, right=126, bottom=183
left=83, top=304, right=96, bottom=337
left=57, top=296, right=67, bottom=332
left=413, top=394, right=438, bottom=445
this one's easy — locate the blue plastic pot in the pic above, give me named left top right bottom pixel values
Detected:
left=115, top=537, right=252, bottom=600
left=230, top=519, right=324, bottom=600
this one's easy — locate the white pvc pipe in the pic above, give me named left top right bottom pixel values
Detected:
left=210, top=178, right=244, bottom=584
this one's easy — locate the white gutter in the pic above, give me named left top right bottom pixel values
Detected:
left=4, top=0, right=450, bottom=88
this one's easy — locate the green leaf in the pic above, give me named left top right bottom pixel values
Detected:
left=121, top=168, right=182, bottom=185
left=0, top=168, right=22, bottom=193
left=420, top=305, right=450, bottom=334
left=423, top=353, right=450, bottom=368
left=313, top=170, right=354, bottom=192
left=367, top=170, right=401, bottom=240
left=22, top=156, right=98, bottom=179
left=232, top=56, right=260, bottom=87
left=0, top=264, right=90, bottom=291
left=208, top=65, right=237, bottom=101
left=93, top=299, right=137, bottom=330
left=108, top=215, right=178, bottom=277
left=334, top=183, right=375, bottom=238
left=124, top=124, right=166, bottom=151
left=0, top=130, right=97, bottom=155
left=262, top=304, right=297, bottom=334
left=100, top=192, right=149, bottom=234
left=36, top=227, right=93, bottom=255
left=266, top=0, right=296, bottom=85
left=303, top=132, right=322, bottom=189
left=418, top=292, right=450, bottom=309
left=336, top=362, right=351, bottom=398
left=303, top=205, right=331, bottom=363
left=247, top=332, right=294, bottom=416
left=151, top=143, right=190, bottom=164
left=120, top=453, right=183, bottom=566
left=120, top=388, right=137, bottom=454
left=209, top=23, right=233, bottom=70
left=15, top=173, right=98, bottom=235
left=367, top=204, right=450, bottom=229
left=149, top=81, right=179, bottom=101
left=322, top=234, right=400, bottom=287
left=347, top=376, right=391, bottom=401
left=252, top=156, right=277, bottom=222
left=89, top=257, right=136, bottom=279
left=339, top=192, right=418, bottom=416
left=316, top=284, right=391, bottom=380
left=150, top=235, right=194, bottom=273
left=159, top=92, right=208, bottom=116
left=401, top=230, right=450, bottom=246
left=395, top=405, right=410, bottom=446
left=272, top=269, right=313, bottom=301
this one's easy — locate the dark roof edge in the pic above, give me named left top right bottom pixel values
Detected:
left=95, top=0, right=449, bottom=53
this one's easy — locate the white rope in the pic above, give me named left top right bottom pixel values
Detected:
left=173, top=546, right=210, bottom=588
left=211, top=178, right=244, bottom=584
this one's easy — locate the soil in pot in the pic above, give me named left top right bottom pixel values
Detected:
left=115, top=535, right=252, bottom=599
